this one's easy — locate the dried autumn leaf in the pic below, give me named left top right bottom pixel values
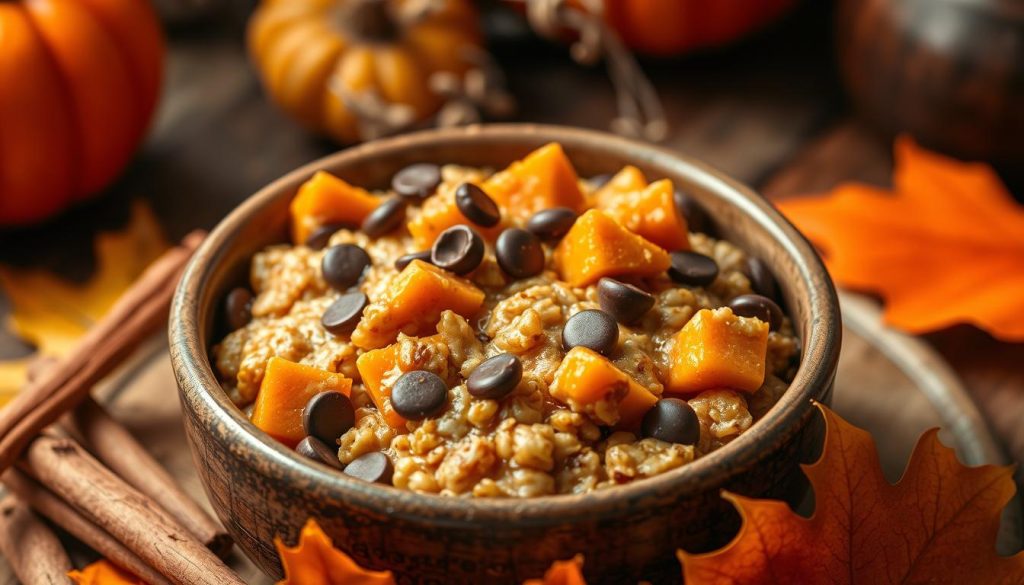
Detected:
left=523, top=555, right=587, bottom=585
left=777, top=137, right=1024, bottom=341
left=679, top=403, right=1024, bottom=585
left=68, top=560, right=146, bottom=585
left=0, top=200, right=168, bottom=402
left=276, top=519, right=395, bottom=585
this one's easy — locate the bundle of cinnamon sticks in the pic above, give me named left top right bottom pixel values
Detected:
left=0, top=232, right=246, bottom=585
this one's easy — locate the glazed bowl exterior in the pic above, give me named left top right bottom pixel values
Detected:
left=170, top=124, right=841, bottom=584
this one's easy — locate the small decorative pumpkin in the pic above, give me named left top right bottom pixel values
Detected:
left=0, top=0, right=164, bottom=225
left=524, top=0, right=798, bottom=57
left=248, top=0, right=483, bottom=144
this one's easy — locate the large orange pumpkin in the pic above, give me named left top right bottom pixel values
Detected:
left=248, top=0, right=482, bottom=144
left=0, top=0, right=164, bottom=225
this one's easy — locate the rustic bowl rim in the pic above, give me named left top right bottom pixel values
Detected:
left=171, top=123, right=840, bottom=522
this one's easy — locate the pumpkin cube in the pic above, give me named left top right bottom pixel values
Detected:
left=250, top=357, right=353, bottom=448
left=351, top=260, right=485, bottom=349
left=667, top=308, right=769, bottom=394
left=553, top=209, right=671, bottom=287
left=592, top=165, right=648, bottom=208
left=356, top=332, right=449, bottom=431
left=549, top=347, right=658, bottom=429
left=598, top=179, right=690, bottom=251
left=290, top=171, right=381, bottom=244
left=407, top=189, right=505, bottom=250
left=483, top=143, right=586, bottom=219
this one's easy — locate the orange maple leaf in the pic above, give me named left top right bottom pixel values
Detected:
left=523, top=555, right=587, bottom=585
left=276, top=519, right=395, bottom=585
left=68, top=560, right=145, bottom=585
left=777, top=137, right=1024, bottom=341
left=679, top=403, right=1024, bottom=585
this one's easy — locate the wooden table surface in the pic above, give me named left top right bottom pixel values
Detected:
left=0, top=0, right=1021, bottom=492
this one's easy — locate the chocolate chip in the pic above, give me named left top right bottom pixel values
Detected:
left=526, top=207, right=577, bottom=241
left=467, top=354, right=522, bottom=400
left=395, top=250, right=432, bottom=271
left=391, top=370, right=448, bottom=420
left=431, top=225, right=484, bottom=275
left=224, top=287, right=253, bottom=331
left=361, top=197, right=406, bottom=238
left=641, top=398, right=700, bottom=445
left=321, top=291, right=368, bottom=335
left=562, top=309, right=619, bottom=356
left=495, top=228, right=545, bottom=279
left=305, top=222, right=354, bottom=250
left=744, top=256, right=780, bottom=300
left=454, top=183, right=501, bottom=228
left=343, top=452, right=393, bottom=484
left=302, top=391, right=355, bottom=447
left=728, top=294, right=783, bottom=331
left=589, top=173, right=614, bottom=188
left=321, top=244, right=371, bottom=290
left=597, top=278, right=655, bottom=324
left=392, top=163, right=441, bottom=200
left=296, top=436, right=343, bottom=470
left=673, top=189, right=711, bottom=235
left=668, top=251, right=719, bottom=287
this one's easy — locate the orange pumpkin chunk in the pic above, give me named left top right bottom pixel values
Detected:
left=290, top=171, right=381, bottom=244
left=483, top=143, right=586, bottom=219
left=355, top=337, right=437, bottom=431
left=549, top=347, right=658, bottom=429
left=351, top=260, right=485, bottom=349
left=553, top=209, right=671, bottom=287
left=667, top=307, right=769, bottom=395
left=599, top=178, right=690, bottom=251
left=251, top=357, right=353, bottom=448
left=592, top=165, right=648, bottom=207
left=407, top=189, right=505, bottom=250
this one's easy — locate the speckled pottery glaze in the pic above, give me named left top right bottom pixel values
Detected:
left=170, top=124, right=841, bottom=585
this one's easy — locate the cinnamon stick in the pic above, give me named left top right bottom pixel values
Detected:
left=0, top=494, right=72, bottom=585
left=0, top=231, right=205, bottom=472
left=61, top=396, right=232, bottom=557
left=1, top=469, right=171, bottom=585
left=20, top=435, right=243, bottom=585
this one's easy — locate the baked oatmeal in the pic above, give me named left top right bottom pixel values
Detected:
left=213, top=143, right=800, bottom=497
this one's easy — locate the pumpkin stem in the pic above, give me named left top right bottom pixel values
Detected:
left=339, top=0, right=399, bottom=42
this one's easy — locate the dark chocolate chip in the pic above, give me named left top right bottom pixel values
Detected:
left=744, top=256, right=780, bottom=301
left=495, top=228, right=545, bottom=279
left=395, top=250, right=433, bottom=271
left=526, top=207, right=577, bottom=241
left=305, top=222, right=355, bottom=250
left=589, top=173, right=614, bottom=188
left=321, top=244, right=371, bottom=290
left=296, top=436, right=343, bottom=469
left=668, top=251, right=719, bottom=287
left=392, top=163, right=441, bottom=200
left=391, top=370, right=448, bottom=420
left=302, top=391, right=356, bottom=446
left=597, top=278, right=655, bottom=324
left=360, top=197, right=406, bottom=238
left=467, top=354, right=522, bottom=400
left=343, top=452, right=393, bottom=484
left=673, top=189, right=711, bottom=235
left=728, top=294, right=784, bottom=331
left=454, top=183, right=501, bottom=228
left=641, top=398, right=700, bottom=445
left=321, top=291, right=368, bottom=335
left=431, top=225, right=484, bottom=275
left=562, top=309, right=619, bottom=356
left=224, top=287, right=253, bottom=331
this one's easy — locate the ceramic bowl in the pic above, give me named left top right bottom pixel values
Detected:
left=170, top=124, right=841, bottom=584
